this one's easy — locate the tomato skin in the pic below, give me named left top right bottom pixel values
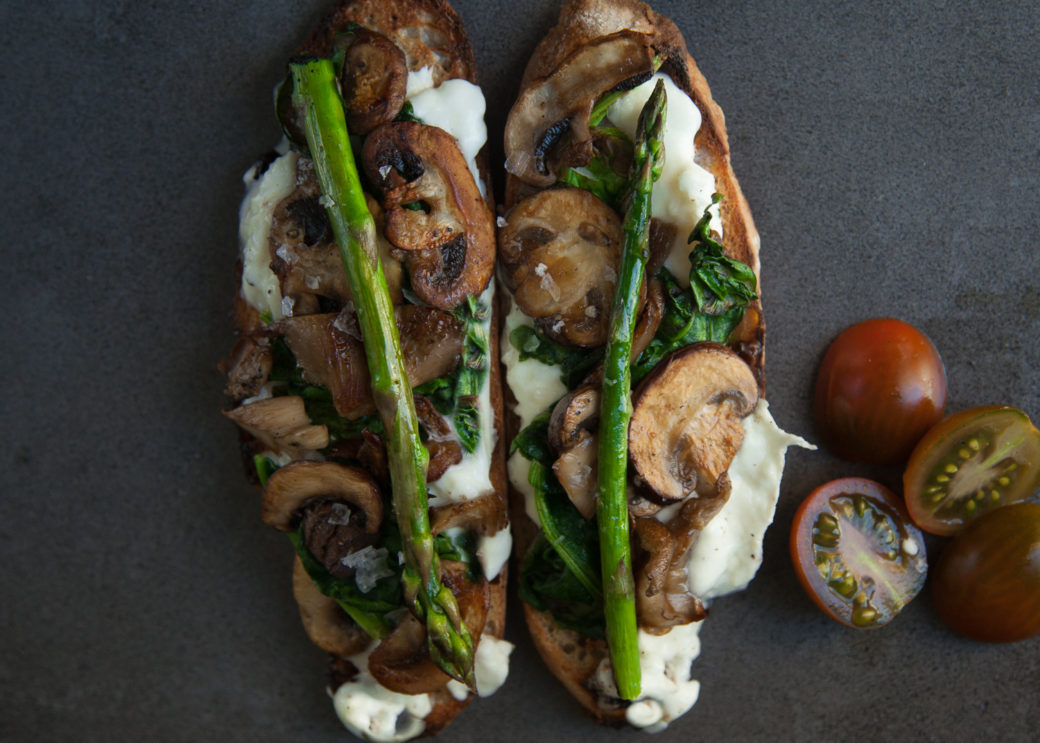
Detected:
left=931, top=502, right=1040, bottom=643
left=903, top=405, right=1040, bottom=536
left=790, top=478, right=928, bottom=629
left=814, top=318, right=946, bottom=466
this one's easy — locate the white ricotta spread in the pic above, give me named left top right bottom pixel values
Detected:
left=446, top=634, right=516, bottom=701
left=477, top=523, right=512, bottom=582
left=500, top=292, right=568, bottom=526
left=606, top=73, right=721, bottom=287
left=406, top=69, right=488, bottom=198
left=685, top=399, right=814, bottom=600
left=427, top=284, right=498, bottom=506
left=238, top=150, right=297, bottom=318
left=331, top=645, right=432, bottom=743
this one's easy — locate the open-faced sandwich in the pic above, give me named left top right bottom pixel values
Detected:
left=498, top=0, right=810, bottom=731
left=221, top=1, right=511, bottom=739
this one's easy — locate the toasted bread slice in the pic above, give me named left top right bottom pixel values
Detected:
left=500, top=0, right=764, bottom=725
left=223, top=0, right=508, bottom=737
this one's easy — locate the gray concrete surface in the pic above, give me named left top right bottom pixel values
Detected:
left=2, top=0, right=1038, bottom=741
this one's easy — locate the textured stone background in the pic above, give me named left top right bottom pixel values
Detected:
left=2, top=1, right=1038, bottom=741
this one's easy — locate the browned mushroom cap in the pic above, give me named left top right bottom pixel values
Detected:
left=368, top=560, right=489, bottom=694
left=503, top=32, right=654, bottom=187
left=292, top=557, right=371, bottom=659
left=269, top=158, right=353, bottom=310
left=631, top=277, right=664, bottom=362
left=499, top=187, right=631, bottom=347
left=634, top=489, right=731, bottom=632
left=553, top=432, right=598, bottom=521
left=629, top=342, right=759, bottom=503
left=223, top=396, right=328, bottom=454
left=414, top=396, right=463, bottom=483
left=260, top=460, right=383, bottom=533
left=362, top=122, right=494, bottom=310
left=395, top=305, right=465, bottom=388
left=336, top=28, right=407, bottom=135
left=546, top=385, right=602, bottom=520
left=276, top=306, right=463, bottom=419
left=221, top=336, right=272, bottom=401
left=268, top=161, right=403, bottom=312
left=548, top=384, right=600, bottom=452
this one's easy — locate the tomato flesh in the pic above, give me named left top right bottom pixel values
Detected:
left=790, top=478, right=928, bottom=628
left=931, top=502, right=1040, bottom=642
left=814, top=318, right=946, bottom=466
left=903, top=405, right=1040, bottom=536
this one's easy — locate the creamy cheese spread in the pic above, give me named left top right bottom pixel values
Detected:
left=406, top=69, right=488, bottom=198
left=445, top=634, right=515, bottom=701
left=606, top=73, right=721, bottom=287
left=331, top=645, right=432, bottom=743
left=239, top=150, right=297, bottom=319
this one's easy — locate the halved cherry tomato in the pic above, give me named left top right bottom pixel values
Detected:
left=931, top=502, right=1040, bottom=642
left=814, top=318, right=946, bottom=466
left=790, top=478, right=928, bottom=628
left=903, top=405, right=1040, bottom=536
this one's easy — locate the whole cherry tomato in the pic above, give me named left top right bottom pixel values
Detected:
left=814, top=318, right=946, bottom=466
left=903, top=405, right=1040, bottom=535
left=790, top=478, right=928, bottom=628
left=931, top=502, right=1040, bottom=642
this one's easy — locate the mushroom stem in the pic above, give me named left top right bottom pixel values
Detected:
left=596, top=79, right=667, bottom=701
left=290, top=57, right=474, bottom=689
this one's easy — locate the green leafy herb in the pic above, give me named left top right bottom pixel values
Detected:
left=451, top=295, right=490, bottom=453
left=395, top=100, right=422, bottom=123
left=509, top=409, right=554, bottom=466
left=288, top=527, right=399, bottom=639
left=253, top=454, right=280, bottom=486
left=530, top=460, right=602, bottom=598
left=509, top=325, right=602, bottom=390
left=414, top=376, right=455, bottom=416
left=520, top=534, right=605, bottom=639
left=512, top=410, right=603, bottom=631
left=631, top=195, right=758, bottom=383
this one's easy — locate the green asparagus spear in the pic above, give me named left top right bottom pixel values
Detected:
left=596, top=78, right=667, bottom=700
left=289, top=57, right=475, bottom=687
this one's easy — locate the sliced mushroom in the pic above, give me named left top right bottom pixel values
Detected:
left=414, top=396, right=463, bottom=482
left=223, top=396, right=328, bottom=454
left=431, top=493, right=509, bottom=537
left=628, top=342, right=759, bottom=503
left=299, top=498, right=381, bottom=580
left=292, top=557, right=371, bottom=659
left=548, top=384, right=601, bottom=452
left=336, top=28, right=408, bottom=135
left=368, top=559, right=489, bottom=694
left=276, top=305, right=463, bottom=419
left=260, top=460, right=383, bottom=534
left=631, top=277, right=664, bottom=362
left=363, top=122, right=494, bottom=310
left=268, top=158, right=353, bottom=309
left=268, top=161, right=403, bottom=312
left=635, top=490, right=731, bottom=632
left=499, top=187, right=633, bottom=347
left=277, top=311, right=370, bottom=419
left=553, top=432, right=599, bottom=520
left=221, top=336, right=272, bottom=401
left=546, top=385, right=602, bottom=520
left=395, top=304, right=465, bottom=388
left=503, top=32, right=654, bottom=186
